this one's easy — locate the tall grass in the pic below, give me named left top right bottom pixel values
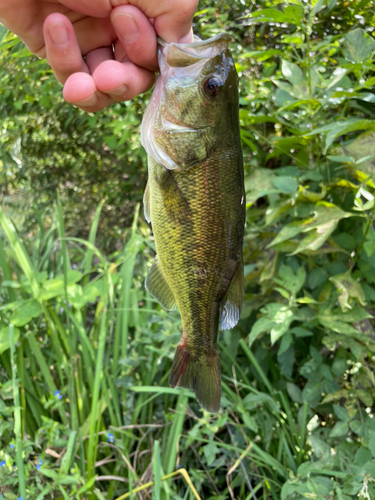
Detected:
left=0, top=201, right=314, bottom=498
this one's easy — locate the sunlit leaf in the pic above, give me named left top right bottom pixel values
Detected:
left=343, top=28, right=375, bottom=63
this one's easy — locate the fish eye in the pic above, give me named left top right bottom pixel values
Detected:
left=203, top=77, right=223, bottom=97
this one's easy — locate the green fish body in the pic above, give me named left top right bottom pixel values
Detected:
left=141, top=34, right=245, bottom=412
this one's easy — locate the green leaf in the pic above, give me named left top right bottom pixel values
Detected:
left=278, top=332, right=292, bottom=355
left=349, top=420, right=363, bottom=436
left=355, top=390, right=373, bottom=407
left=333, top=404, right=351, bottom=423
left=243, top=392, right=279, bottom=413
left=242, top=412, right=258, bottom=432
left=2, top=280, right=21, bottom=288
left=283, top=5, right=303, bottom=25
left=10, top=300, right=43, bottom=327
left=309, top=268, right=328, bottom=289
left=272, top=175, right=298, bottom=194
left=269, top=202, right=354, bottom=251
left=325, top=120, right=375, bottom=152
left=332, top=357, right=347, bottom=377
left=302, top=381, right=322, bottom=406
left=291, top=327, right=313, bottom=337
left=343, top=28, right=375, bottom=63
left=203, top=439, right=219, bottom=465
left=276, top=265, right=305, bottom=295
left=281, top=59, right=303, bottom=87
left=329, top=272, right=366, bottom=311
left=0, top=326, right=20, bottom=354
left=309, top=434, right=331, bottom=459
left=369, top=431, right=375, bottom=457
left=286, top=382, right=303, bottom=404
left=246, top=8, right=292, bottom=24
left=249, top=303, right=296, bottom=346
left=267, top=220, right=305, bottom=248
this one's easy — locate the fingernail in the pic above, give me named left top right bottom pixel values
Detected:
left=106, top=84, right=128, bottom=96
left=48, top=22, right=69, bottom=48
left=73, top=94, right=98, bottom=107
left=113, top=13, right=139, bottom=44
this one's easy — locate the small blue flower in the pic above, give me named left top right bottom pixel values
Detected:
left=54, top=390, right=63, bottom=400
left=36, top=458, right=42, bottom=470
left=17, top=497, right=23, bottom=500
left=0, top=460, right=6, bottom=467
left=10, top=444, right=14, bottom=449
left=107, top=433, right=115, bottom=444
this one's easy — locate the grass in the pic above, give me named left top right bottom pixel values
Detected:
left=2, top=197, right=371, bottom=499
left=0, top=200, right=302, bottom=499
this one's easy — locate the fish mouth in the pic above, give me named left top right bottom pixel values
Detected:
left=158, top=33, right=231, bottom=68
left=157, top=33, right=231, bottom=49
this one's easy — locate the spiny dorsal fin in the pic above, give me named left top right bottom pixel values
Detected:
left=220, top=260, right=244, bottom=330
left=143, top=181, right=151, bottom=223
left=145, top=258, right=176, bottom=311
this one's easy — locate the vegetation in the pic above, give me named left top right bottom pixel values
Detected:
left=1, top=0, right=375, bottom=498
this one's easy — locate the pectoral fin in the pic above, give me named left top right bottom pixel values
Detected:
left=145, top=257, right=176, bottom=311
left=143, top=181, right=151, bottom=223
left=155, top=165, right=191, bottom=224
left=220, top=260, right=244, bottom=330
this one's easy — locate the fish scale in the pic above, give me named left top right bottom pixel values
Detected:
left=141, top=33, right=245, bottom=412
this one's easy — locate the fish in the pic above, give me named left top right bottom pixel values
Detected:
left=140, top=33, right=245, bottom=413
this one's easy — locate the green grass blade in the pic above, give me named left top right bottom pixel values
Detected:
left=83, top=200, right=104, bottom=287
left=9, top=323, right=26, bottom=498
left=60, top=430, right=77, bottom=475
left=87, top=303, right=108, bottom=489
left=163, top=391, right=188, bottom=474
left=26, top=331, right=67, bottom=424
left=152, top=440, right=161, bottom=500
left=0, top=205, right=40, bottom=298
left=239, top=339, right=274, bottom=395
left=0, top=235, right=16, bottom=301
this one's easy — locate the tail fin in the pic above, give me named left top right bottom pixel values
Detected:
left=169, top=344, right=221, bottom=413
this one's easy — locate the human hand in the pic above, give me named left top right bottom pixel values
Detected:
left=0, top=0, right=198, bottom=112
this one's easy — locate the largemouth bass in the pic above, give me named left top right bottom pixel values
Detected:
left=141, top=33, right=245, bottom=412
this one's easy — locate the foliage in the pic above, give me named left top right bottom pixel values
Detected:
left=1, top=0, right=375, bottom=499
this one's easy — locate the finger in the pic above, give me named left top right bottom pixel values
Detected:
left=69, top=15, right=116, bottom=55
left=129, top=0, right=198, bottom=43
left=44, top=13, right=88, bottom=84
left=63, top=72, right=115, bottom=112
left=153, top=1, right=198, bottom=43
left=62, top=0, right=198, bottom=44
left=92, top=60, right=155, bottom=101
left=56, top=0, right=112, bottom=18
left=111, top=5, right=158, bottom=72
left=113, top=40, right=131, bottom=64
left=86, top=47, right=114, bottom=74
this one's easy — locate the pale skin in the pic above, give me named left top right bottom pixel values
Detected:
left=0, top=0, right=198, bottom=112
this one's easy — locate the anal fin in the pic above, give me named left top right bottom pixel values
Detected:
left=145, top=257, right=176, bottom=311
left=220, top=259, right=244, bottom=330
